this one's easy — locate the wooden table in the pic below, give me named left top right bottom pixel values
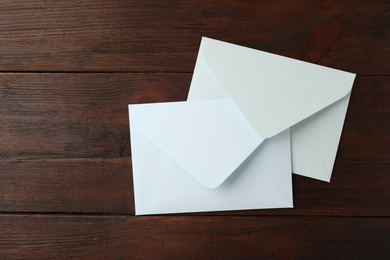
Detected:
left=1, top=1, right=389, bottom=259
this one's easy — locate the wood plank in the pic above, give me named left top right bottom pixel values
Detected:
left=0, top=74, right=389, bottom=215
left=0, top=73, right=190, bottom=159
left=1, top=74, right=388, bottom=159
left=0, top=157, right=389, bottom=216
left=0, top=0, right=389, bottom=74
left=0, top=214, right=388, bottom=259
left=0, top=158, right=133, bottom=214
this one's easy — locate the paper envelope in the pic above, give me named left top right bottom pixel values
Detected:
left=129, top=99, right=293, bottom=215
left=188, top=37, right=356, bottom=182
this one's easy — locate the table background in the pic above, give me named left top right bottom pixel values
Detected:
left=0, top=1, right=389, bottom=259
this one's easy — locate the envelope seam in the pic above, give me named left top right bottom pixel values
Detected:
left=198, top=47, right=231, bottom=100
left=131, top=126, right=166, bottom=213
left=133, top=125, right=213, bottom=198
left=313, top=125, right=331, bottom=181
left=259, top=157, right=293, bottom=206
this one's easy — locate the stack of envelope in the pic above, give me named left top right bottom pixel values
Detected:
left=128, top=37, right=356, bottom=215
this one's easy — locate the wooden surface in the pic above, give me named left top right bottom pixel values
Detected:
left=0, top=0, right=389, bottom=259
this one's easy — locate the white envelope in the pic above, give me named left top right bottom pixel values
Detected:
left=129, top=99, right=293, bottom=215
left=188, top=37, right=356, bottom=182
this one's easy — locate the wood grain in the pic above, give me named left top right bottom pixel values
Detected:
left=1, top=157, right=389, bottom=216
left=0, top=0, right=389, bottom=74
left=1, top=74, right=388, bottom=159
left=0, top=74, right=388, bottom=216
left=0, top=73, right=190, bottom=159
left=0, top=0, right=389, bottom=257
left=0, top=158, right=133, bottom=214
left=0, top=214, right=389, bottom=259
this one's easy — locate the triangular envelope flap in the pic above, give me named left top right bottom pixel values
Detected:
left=129, top=100, right=264, bottom=188
left=200, top=37, right=356, bottom=138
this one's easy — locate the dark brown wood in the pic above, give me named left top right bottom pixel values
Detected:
left=1, top=0, right=389, bottom=258
left=0, top=74, right=389, bottom=217
left=1, top=74, right=388, bottom=160
left=0, top=0, right=389, bottom=74
left=0, top=158, right=134, bottom=214
left=0, top=73, right=390, bottom=216
left=1, top=157, right=389, bottom=216
left=0, top=214, right=389, bottom=259
left=0, top=73, right=190, bottom=159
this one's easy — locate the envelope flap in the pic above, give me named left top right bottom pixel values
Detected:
left=129, top=100, right=264, bottom=188
left=200, top=37, right=356, bottom=138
